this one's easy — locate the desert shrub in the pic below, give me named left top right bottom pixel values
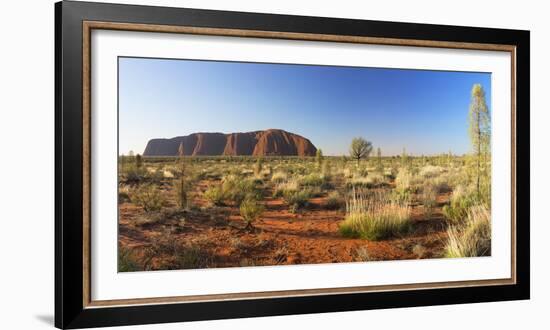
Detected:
left=339, top=189, right=411, bottom=240
left=272, top=179, right=299, bottom=198
left=366, top=172, right=386, bottom=186
left=419, top=165, right=444, bottom=178
left=271, top=171, right=288, bottom=184
left=239, top=198, right=265, bottom=229
left=421, top=183, right=438, bottom=216
left=118, top=185, right=131, bottom=203
left=121, top=164, right=147, bottom=184
left=299, top=173, right=331, bottom=189
left=430, top=175, right=451, bottom=193
left=130, top=184, right=165, bottom=212
left=222, top=175, right=263, bottom=205
left=442, top=185, right=481, bottom=223
left=118, top=246, right=141, bottom=272
left=325, top=190, right=344, bottom=210
left=283, top=188, right=312, bottom=213
left=445, top=205, right=491, bottom=258
left=145, top=232, right=210, bottom=270
left=174, top=245, right=210, bottom=269
left=203, top=185, right=225, bottom=206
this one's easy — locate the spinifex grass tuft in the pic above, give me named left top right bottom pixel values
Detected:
left=339, top=188, right=411, bottom=240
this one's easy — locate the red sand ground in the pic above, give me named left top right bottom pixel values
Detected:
left=119, top=180, right=450, bottom=270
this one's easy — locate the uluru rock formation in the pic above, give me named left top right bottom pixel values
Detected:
left=143, top=129, right=317, bottom=157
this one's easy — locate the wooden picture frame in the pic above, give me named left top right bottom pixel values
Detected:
left=55, top=1, right=530, bottom=328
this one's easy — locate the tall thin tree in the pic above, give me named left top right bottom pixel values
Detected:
left=468, top=84, right=491, bottom=195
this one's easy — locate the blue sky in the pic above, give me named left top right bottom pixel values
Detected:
left=119, top=57, right=491, bottom=156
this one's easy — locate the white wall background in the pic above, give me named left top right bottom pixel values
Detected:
left=0, top=0, right=546, bottom=329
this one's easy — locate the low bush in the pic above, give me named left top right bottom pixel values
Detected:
left=130, top=184, right=165, bottom=212
left=325, top=190, right=344, bottom=210
left=118, top=246, right=141, bottom=272
left=222, top=175, right=263, bottom=205
left=203, top=185, right=225, bottom=206
left=239, top=198, right=265, bottom=229
left=283, top=189, right=312, bottom=213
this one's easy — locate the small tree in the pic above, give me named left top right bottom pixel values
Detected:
left=135, top=154, right=143, bottom=169
left=401, top=148, right=409, bottom=168
left=349, top=137, right=373, bottom=164
left=254, top=157, right=264, bottom=176
left=316, top=149, right=324, bottom=168
left=468, top=84, right=491, bottom=196
left=376, top=147, right=383, bottom=172
left=176, top=142, right=188, bottom=209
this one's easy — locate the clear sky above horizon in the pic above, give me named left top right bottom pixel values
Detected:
left=119, top=57, right=491, bottom=156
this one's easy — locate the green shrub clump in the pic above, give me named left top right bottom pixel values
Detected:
left=203, top=185, right=225, bottom=206
left=283, top=189, right=312, bottom=213
left=239, top=198, right=265, bottom=229
left=131, top=184, right=165, bottom=212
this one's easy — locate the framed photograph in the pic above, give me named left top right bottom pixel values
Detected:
left=55, top=1, right=530, bottom=328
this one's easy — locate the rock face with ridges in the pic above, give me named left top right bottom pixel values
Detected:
left=143, top=129, right=317, bottom=157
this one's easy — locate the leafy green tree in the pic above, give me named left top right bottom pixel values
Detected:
left=468, top=84, right=491, bottom=195
left=349, top=137, right=373, bottom=164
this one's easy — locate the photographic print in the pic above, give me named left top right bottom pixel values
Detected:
left=117, top=57, right=492, bottom=272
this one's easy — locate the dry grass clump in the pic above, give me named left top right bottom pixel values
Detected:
left=353, top=246, right=373, bottom=261
left=325, top=190, right=344, bottom=210
left=271, top=171, right=288, bottom=184
left=445, top=205, right=491, bottom=258
left=272, top=179, right=299, bottom=198
left=395, top=168, right=412, bottom=192
left=339, top=189, right=411, bottom=240
left=419, top=165, right=444, bottom=178
left=144, top=232, right=211, bottom=270
left=421, top=183, right=438, bottom=216
left=442, top=184, right=481, bottom=223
